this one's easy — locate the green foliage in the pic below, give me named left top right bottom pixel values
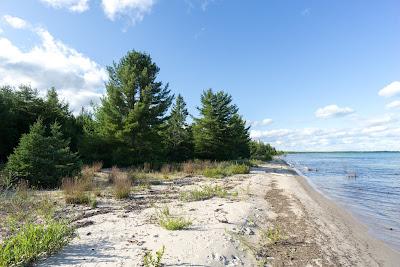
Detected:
left=157, top=207, right=192, bottom=230
left=143, top=246, right=165, bottom=267
left=249, top=140, right=278, bottom=161
left=180, top=185, right=228, bottom=202
left=6, top=119, right=81, bottom=188
left=193, top=89, right=250, bottom=160
left=202, top=163, right=250, bottom=178
left=0, top=221, right=73, bottom=266
left=260, top=226, right=283, bottom=244
left=0, top=86, right=81, bottom=164
left=95, top=50, right=173, bottom=165
left=163, top=94, right=194, bottom=162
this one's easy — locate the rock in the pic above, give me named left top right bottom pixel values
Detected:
left=86, top=232, right=92, bottom=236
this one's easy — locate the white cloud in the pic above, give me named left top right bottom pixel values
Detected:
left=101, top=0, right=155, bottom=23
left=378, top=81, right=400, bottom=97
left=3, top=15, right=28, bottom=29
left=0, top=19, right=107, bottom=112
left=365, top=114, right=397, bottom=127
left=315, top=104, right=354, bottom=119
left=250, top=118, right=273, bottom=127
left=0, top=28, right=3, bottom=34
left=386, top=100, right=400, bottom=109
left=40, top=0, right=90, bottom=12
left=362, top=125, right=388, bottom=134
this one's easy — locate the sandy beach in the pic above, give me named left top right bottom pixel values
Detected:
left=39, top=160, right=400, bottom=266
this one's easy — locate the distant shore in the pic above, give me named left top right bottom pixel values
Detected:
left=39, top=160, right=400, bottom=266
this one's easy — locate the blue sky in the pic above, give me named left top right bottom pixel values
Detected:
left=1, top=0, right=400, bottom=151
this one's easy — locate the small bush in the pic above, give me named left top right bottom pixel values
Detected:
left=113, top=172, right=131, bottom=199
left=226, top=164, right=250, bottom=175
left=0, top=221, right=73, bottom=266
left=180, top=185, right=228, bottom=202
left=143, top=245, right=165, bottom=267
left=203, top=163, right=250, bottom=178
left=203, top=167, right=225, bottom=178
left=157, top=207, right=192, bottom=231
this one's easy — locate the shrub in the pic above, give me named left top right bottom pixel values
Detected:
left=203, top=166, right=225, bottom=178
left=0, top=221, right=73, bottom=266
left=226, top=164, right=250, bottom=175
left=202, top=163, right=250, bottom=178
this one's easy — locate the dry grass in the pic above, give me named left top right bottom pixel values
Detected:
left=113, top=172, right=131, bottom=199
left=91, top=161, right=103, bottom=172
left=61, top=177, right=94, bottom=205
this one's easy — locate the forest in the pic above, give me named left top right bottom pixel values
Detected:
left=0, top=50, right=279, bottom=188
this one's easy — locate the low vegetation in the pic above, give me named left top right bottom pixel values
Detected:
left=112, top=171, right=131, bottom=199
left=143, top=245, right=165, bottom=267
left=0, top=183, right=74, bottom=267
left=157, top=207, right=192, bottom=231
left=260, top=226, right=283, bottom=245
left=61, top=177, right=95, bottom=205
left=203, top=163, right=250, bottom=178
left=180, top=185, right=228, bottom=202
left=0, top=220, right=73, bottom=266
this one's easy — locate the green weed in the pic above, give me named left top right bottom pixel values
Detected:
left=180, top=185, right=228, bottom=202
left=157, top=207, right=192, bottom=231
left=0, top=221, right=73, bottom=266
left=143, top=245, right=165, bottom=267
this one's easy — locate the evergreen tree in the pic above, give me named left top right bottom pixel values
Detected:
left=249, top=140, right=277, bottom=161
left=6, top=119, right=81, bottom=187
left=96, top=50, right=173, bottom=165
left=193, top=89, right=250, bottom=160
left=163, top=94, right=193, bottom=161
left=0, top=86, right=81, bottom=162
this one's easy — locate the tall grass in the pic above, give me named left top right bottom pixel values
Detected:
left=112, top=171, right=131, bottom=199
left=61, top=177, right=94, bottom=205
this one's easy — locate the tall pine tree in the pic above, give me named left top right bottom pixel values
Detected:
left=96, top=51, right=173, bottom=165
left=163, top=94, right=193, bottom=161
left=193, top=89, right=250, bottom=160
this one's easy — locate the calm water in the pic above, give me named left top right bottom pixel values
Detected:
left=284, top=152, right=400, bottom=251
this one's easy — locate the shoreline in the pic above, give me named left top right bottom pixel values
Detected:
left=39, top=160, right=400, bottom=266
left=282, top=160, right=400, bottom=265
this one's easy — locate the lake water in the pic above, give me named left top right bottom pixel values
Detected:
left=284, top=152, right=400, bottom=251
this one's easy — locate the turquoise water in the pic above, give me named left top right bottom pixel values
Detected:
left=284, top=152, right=400, bottom=251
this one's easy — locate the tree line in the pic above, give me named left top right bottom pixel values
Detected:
left=0, top=50, right=279, bottom=188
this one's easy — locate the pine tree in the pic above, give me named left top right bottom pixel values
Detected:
left=193, top=89, right=250, bottom=160
left=163, top=94, right=193, bottom=161
left=6, top=119, right=81, bottom=187
left=96, top=51, right=173, bottom=165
